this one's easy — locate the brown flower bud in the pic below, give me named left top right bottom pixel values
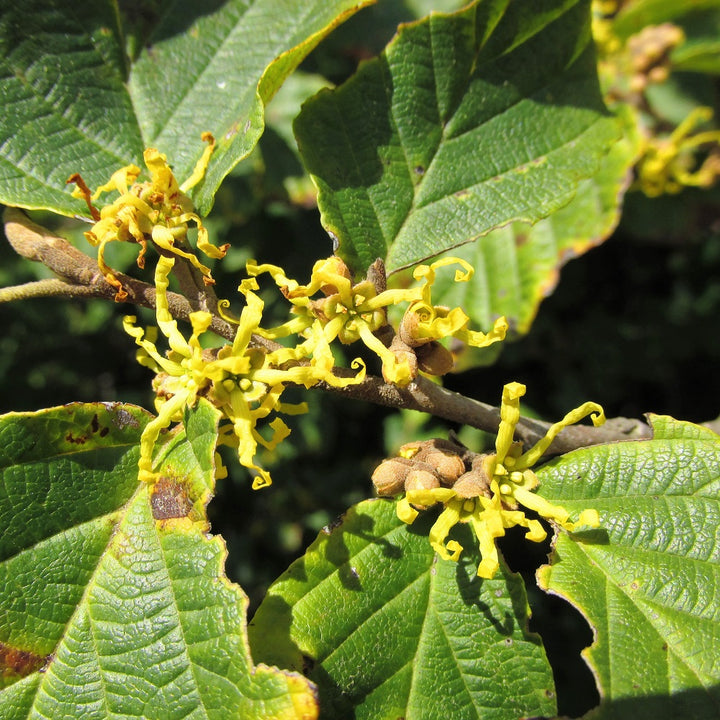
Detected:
left=416, top=341, right=455, bottom=376
left=371, top=457, right=414, bottom=496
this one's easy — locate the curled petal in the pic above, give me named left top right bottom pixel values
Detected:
left=180, top=132, right=216, bottom=192
left=138, top=391, right=189, bottom=483
left=247, top=259, right=300, bottom=295
left=153, top=256, right=192, bottom=358
left=232, top=282, right=264, bottom=355
left=144, top=148, right=180, bottom=197
left=256, top=417, right=292, bottom=452
left=495, top=382, right=526, bottom=464
left=405, top=487, right=458, bottom=507
left=123, top=315, right=180, bottom=375
left=428, top=499, right=464, bottom=560
left=89, top=164, right=142, bottom=200
left=409, top=303, right=470, bottom=342
left=518, top=401, right=605, bottom=468
left=564, top=508, right=601, bottom=531
left=276, top=401, right=309, bottom=416
left=150, top=225, right=214, bottom=281
left=468, top=514, right=503, bottom=579
left=357, top=323, right=413, bottom=386
left=457, top=315, right=509, bottom=348
left=397, top=497, right=419, bottom=524
left=513, top=486, right=571, bottom=525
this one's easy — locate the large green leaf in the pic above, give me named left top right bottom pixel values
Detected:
left=249, top=498, right=556, bottom=720
left=294, top=0, right=620, bottom=274
left=536, top=415, right=720, bottom=720
left=0, top=401, right=317, bottom=719
left=413, top=105, right=640, bottom=357
left=0, top=0, right=372, bottom=217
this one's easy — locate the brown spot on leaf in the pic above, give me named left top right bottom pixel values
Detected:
left=0, top=642, right=48, bottom=680
left=65, top=432, right=86, bottom=445
left=90, top=414, right=99, bottom=433
left=99, top=427, right=109, bottom=437
left=150, top=477, right=193, bottom=520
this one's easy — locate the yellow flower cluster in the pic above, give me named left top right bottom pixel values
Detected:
left=126, top=256, right=364, bottom=487
left=396, top=382, right=604, bottom=579
left=69, top=133, right=228, bottom=300
left=126, top=252, right=507, bottom=487
left=80, top=144, right=508, bottom=488
left=635, top=107, right=720, bottom=197
left=249, top=255, right=507, bottom=387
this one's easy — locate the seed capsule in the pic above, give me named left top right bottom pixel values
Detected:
left=371, top=457, right=414, bottom=496
left=416, top=341, right=455, bottom=376
left=420, top=450, right=465, bottom=486
left=453, top=454, right=493, bottom=498
left=404, top=469, right=441, bottom=493
left=404, top=469, right=441, bottom=510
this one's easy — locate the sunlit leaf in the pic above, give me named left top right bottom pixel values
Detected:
left=250, top=498, right=556, bottom=719
left=294, top=0, right=620, bottom=273
left=0, top=401, right=317, bottom=719
left=536, top=415, right=720, bottom=720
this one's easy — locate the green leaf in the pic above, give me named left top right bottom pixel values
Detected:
left=294, top=0, right=620, bottom=274
left=0, top=0, right=372, bottom=217
left=0, top=401, right=317, bottom=718
left=416, top=105, right=641, bottom=358
left=672, top=8, right=720, bottom=75
left=249, top=498, right=556, bottom=720
left=536, top=415, right=720, bottom=720
left=612, top=0, right=720, bottom=41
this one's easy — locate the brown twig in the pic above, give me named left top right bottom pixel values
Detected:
left=2, top=207, right=652, bottom=453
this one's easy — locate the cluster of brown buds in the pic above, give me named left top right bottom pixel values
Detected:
left=627, top=23, right=684, bottom=93
left=371, top=437, right=495, bottom=506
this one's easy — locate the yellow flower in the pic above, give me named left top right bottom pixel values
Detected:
left=248, top=255, right=507, bottom=387
left=125, top=256, right=363, bottom=488
left=69, top=133, right=228, bottom=300
left=635, top=107, right=720, bottom=197
left=398, top=258, right=508, bottom=350
left=397, top=382, right=604, bottom=579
